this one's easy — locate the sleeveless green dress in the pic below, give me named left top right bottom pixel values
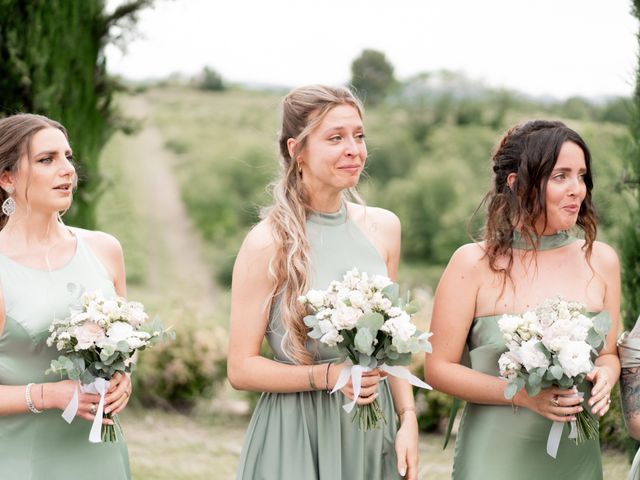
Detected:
left=452, top=232, right=602, bottom=480
left=0, top=229, right=130, bottom=479
left=236, top=205, right=401, bottom=480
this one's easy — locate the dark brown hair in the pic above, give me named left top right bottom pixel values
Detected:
left=0, top=113, right=68, bottom=229
left=480, top=120, right=597, bottom=276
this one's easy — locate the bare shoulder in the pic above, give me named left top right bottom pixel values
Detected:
left=449, top=242, right=487, bottom=268
left=236, top=220, right=277, bottom=266
left=72, top=227, right=123, bottom=260
left=579, top=239, right=619, bottom=273
left=346, top=202, right=400, bottom=234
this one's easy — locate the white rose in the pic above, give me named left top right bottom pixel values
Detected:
left=387, top=307, right=403, bottom=318
left=372, top=274, right=392, bottom=291
left=126, top=336, right=146, bottom=349
left=498, top=314, right=523, bottom=335
left=381, top=313, right=416, bottom=341
left=306, top=290, right=326, bottom=309
left=74, top=321, right=107, bottom=350
left=371, top=291, right=392, bottom=312
left=126, top=306, right=148, bottom=327
left=557, top=341, right=593, bottom=377
left=348, top=290, right=367, bottom=309
left=321, top=329, right=344, bottom=347
left=331, top=306, right=363, bottom=330
left=106, top=322, right=135, bottom=344
left=516, top=339, right=550, bottom=371
left=498, top=352, right=521, bottom=380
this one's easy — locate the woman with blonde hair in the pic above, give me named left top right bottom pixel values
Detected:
left=0, top=113, right=131, bottom=478
left=425, top=120, right=619, bottom=479
left=228, top=85, right=419, bottom=479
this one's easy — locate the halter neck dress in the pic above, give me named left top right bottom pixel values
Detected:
left=236, top=204, right=401, bottom=480
left=451, top=232, right=602, bottom=480
left=0, top=228, right=130, bottom=479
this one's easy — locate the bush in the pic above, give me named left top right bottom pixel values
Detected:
left=134, top=322, right=228, bottom=410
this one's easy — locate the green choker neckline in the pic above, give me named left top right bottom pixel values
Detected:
left=511, top=230, right=576, bottom=251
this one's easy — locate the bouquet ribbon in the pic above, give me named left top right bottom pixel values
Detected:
left=61, top=378, right=110, bottom=443
left=546, top=391, right=584, bottom=458
left=331, top=360, right=432, bottom=413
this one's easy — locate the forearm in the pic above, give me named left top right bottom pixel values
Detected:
left=621, top=367, right=640, bottom=439
left=0, top=383, right=48, bottom=416
left=388, top=374, right=418, bottom=428
left=426, top=359, right=511, bottom=405
left=228, top=355, right=330, bottom=393
left=595, top=353, right=620, bottom=382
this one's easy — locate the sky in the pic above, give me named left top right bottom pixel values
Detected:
left=106, top=0, right=638, bottom=99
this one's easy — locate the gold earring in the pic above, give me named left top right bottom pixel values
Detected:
left=297, top=162, right=302, bottom=175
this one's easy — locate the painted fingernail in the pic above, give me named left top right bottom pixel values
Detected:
left=399, top=467, right=406, bottom=476
left=578, top=407, right=583, bottom=412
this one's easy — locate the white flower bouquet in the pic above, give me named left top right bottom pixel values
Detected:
left=497, top=297, right=610, bottom=457
left=46, top=283, right=174, bottom=442
left=300, top=268, right=432, bottom=430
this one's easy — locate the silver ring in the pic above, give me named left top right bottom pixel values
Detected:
left=89, top=404, right=97, bottom=415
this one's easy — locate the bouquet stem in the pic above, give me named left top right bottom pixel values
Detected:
left=101, top=413, right=125, bottom=442
left=573, top=410, right=598, bottom=445
left=352, top=399, right=387, bottom=430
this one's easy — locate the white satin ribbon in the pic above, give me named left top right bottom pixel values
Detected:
left=61, top=378, right=110, bottom=443
left=546, top=391, right=584, bottom=458
left=331, top=360, right=432, bottom=413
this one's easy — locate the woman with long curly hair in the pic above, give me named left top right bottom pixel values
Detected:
left=425, top=120, right=620, bottom=479
left=228, top=85, right=419, bottom=479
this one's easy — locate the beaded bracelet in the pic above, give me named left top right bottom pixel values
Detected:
left=308, top=365, right=318, bottom=390
left=25, top=383, right=43, bottom=414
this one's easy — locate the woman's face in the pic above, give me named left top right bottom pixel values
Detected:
left=12, top=127, right=76, bottom=215
left=539, top=141, right=587, bottom=234
left=298, top=104, right=367, bottom=197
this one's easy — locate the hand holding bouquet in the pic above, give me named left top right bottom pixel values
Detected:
left=300, top=268, right=432, bottom=430
left=497, top=297, right=610, bottom=457
left=46, top=283, right=174, bottom=442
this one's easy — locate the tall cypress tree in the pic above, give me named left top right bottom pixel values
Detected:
left=0, top=0, right=152, bottom=228
left=621, top=0, right=640, bottom=332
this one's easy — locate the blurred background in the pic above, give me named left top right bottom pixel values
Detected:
left=1, top=1, right=639, bottom=478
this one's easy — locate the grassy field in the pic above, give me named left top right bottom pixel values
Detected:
left=96, top=88, right=633, bottom=479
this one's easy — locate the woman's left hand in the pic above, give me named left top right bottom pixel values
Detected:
left=104, top=372, right=132, bottom=415
left=586, top=366, right=613, bottom=416
left=395, top=410, right=419, bottom=479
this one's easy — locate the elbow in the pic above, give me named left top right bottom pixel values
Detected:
left=226, top=361, right=248, bottom=391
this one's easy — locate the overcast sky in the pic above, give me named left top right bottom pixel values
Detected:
left=106, top=0, right=638, bottom=99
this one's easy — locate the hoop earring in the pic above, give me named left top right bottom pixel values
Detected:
left=2, top=187, right=16, bottom=216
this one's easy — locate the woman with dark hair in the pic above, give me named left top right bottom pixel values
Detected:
left=425, top=120, right=619, bottom=479
left=228, top=85, right=419, bottom=479
left=0, top=114, right=131, bottom=478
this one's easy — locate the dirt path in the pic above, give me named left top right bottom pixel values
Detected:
left=119, top=95, right=218, bottom=320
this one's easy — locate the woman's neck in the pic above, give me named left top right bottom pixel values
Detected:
left=307, top=190, right=343, bottom=213
left=1, top=212, right=70, bottom=248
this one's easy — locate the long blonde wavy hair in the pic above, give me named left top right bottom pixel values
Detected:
left=262, top=85, right=364, bottom=365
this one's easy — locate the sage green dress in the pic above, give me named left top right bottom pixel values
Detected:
left=452, top=232, right=602, bottom=480
left=619, top=332, right=640, bottom=480
left=237, top=205, right=401, bottom=480
left=0, top=229, right=130, bottom=479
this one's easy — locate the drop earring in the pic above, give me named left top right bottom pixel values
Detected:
left=2, top=187, right=16, bottom=216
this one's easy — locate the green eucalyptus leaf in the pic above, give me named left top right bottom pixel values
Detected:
left=381, top=283, right=400, bottom=304
left=354, top=328, right=374, bottom=356
left=357, top=312, right=384, bottom=333
left=504, top=381, right=520, bottom=400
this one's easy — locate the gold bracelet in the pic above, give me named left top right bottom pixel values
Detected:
left=308, top=365, right=318, bottom=390
left=397, top=405, right=416, bottom=417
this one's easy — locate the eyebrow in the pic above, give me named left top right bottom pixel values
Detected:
left=34, top=149, right=72, bottom=157
left=552, top=167, right=587, bottom=172
left=323, top=125, right=364, bottom=134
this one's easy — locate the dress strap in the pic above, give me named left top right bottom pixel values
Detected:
left=69, top=228, right=112, bottom=282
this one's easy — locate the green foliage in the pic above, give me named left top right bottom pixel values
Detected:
left=415, top=389, right=455, bottom=432
left=350, top=49, right=395, bottom=105
left=0, top=0, right=151, bottom=228
left=134, top=323, right=227, bottom=410
left=198, top=67, right=225, bottom=91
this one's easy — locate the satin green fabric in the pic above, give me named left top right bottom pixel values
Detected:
left=0, top=229, right=130, bottom=479
left=237, top=205, right=401, bottom=480
left=452, top=314, right=602, bottom=480
left=619, top=332, right=640, bottom=480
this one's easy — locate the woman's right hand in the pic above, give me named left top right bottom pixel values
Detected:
left=515, top=386, right=583, bottom=422
left=329, top=363, right=384, bottom=405
left=44, top=380, right=108, bottom=423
